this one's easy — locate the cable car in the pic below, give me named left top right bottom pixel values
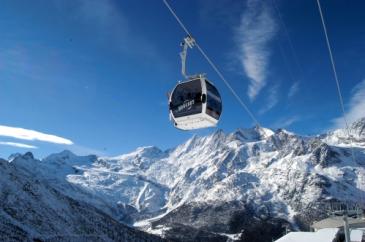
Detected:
left=169, top=74, right=222, bottom=130
left=168, top=36, right=222, bottom=130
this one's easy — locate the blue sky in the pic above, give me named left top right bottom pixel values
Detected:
left=1, top=0, right=365, bottom=158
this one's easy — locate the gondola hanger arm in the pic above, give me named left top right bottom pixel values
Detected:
left=180, top=36, right=195, bottom=79
left=163, top=0, right=261, bottom=128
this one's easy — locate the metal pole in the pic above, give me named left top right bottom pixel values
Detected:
left=343, top=214, right=350, bottom=242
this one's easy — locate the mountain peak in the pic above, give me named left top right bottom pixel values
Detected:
left=134, top=146, right=163, bottom=157
left=43, top=150, right=76, bottom=161
left=326, top=116, right=365, bottom=144
left=42, top=150, right=97, bottom=166
left=23, top=152, right=34, bottom=160
left=255, top=125, right=274, bottom=137
left=136, top=146, right=161, bottom=153
left=350, top=117, right=365, bottom=137
left=9, top=152, right=34, bottom=161
left=59, top=149, right=76, bottom=157
left=275, top=128, right=295, bottom=136
left=8, top=152, right=22, bottom=162
left=209, top=129, right=225, bottom=140
left=232, top=126, right=274, bottom=142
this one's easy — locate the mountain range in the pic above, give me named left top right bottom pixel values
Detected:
left=1, top=118, right=365, bottom=242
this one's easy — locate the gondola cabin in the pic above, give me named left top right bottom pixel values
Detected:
left=169, top=75, right=222, bottom=130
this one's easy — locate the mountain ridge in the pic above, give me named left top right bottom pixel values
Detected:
left=0, top=154, right=164, bottom=242
left=1, top=118, right=365, bottom=241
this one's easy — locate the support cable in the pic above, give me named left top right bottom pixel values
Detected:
left=163, top=0, right=261, bottom=128
left=316, top=0, right=356, bottom=163
left=316, top=0, right=363, bottom=208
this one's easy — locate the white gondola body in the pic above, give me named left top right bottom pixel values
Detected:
left=169, top=75, right=222, bottom=130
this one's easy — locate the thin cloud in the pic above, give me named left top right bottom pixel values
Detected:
left=70, top=0, right=162, bottom=61
left=272, top=116, right=299, bottom=129
left=288, top=81, right=299, bottom=98
left=0, top=125, right=73, bottom=145
left=331, top=79, right=365, bottom=129
left=235, top=0, right=277, bottom=100
left=259, top=85, right=279, bottom=114
left=0, top=142, right=38, bottom=149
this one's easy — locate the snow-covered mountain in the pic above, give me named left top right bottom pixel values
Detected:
left=0, top=152, right=164, bottom=242
left=2, top=118, right=365, bottom=242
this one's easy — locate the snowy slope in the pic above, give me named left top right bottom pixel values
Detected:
left=0, top=153, right=164, bottom=242
left=323, top=117, right=365, bottom=147
left=3, top=118, right=365, bottom=241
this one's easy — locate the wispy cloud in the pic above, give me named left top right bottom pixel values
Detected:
left=0, top=142, right=38, bottom=149
left=235, top=0, right=277, bottom=100
left=272, top=116, right=299, bottom=129
left=0, top=125, right=73, bottom=145
left=331, top=79, right=365, bottom=129
left=288, top=81, right=299, bottom=98
left=68, top=0, right=162, bottom=61
left=259, top=85, right=279, bottom=114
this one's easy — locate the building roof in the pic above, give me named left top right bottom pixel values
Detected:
left=312, top=217, right=365, bottom=230
left=351, top=229, right=364, bottom=242
left=275, top=228, right=339, bottom=242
